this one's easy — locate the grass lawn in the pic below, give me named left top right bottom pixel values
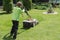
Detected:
left=0, top=8, right=60, bottom=40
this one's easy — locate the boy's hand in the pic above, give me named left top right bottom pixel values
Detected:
left=21, top=13, right=24, bottom=17
left=28, top=16, right=33, bottom=21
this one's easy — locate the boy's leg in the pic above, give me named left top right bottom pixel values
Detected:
left=10, top=20, right=16, bottom=36
left=13, top=21, right=19, bottom=39
left=10, top=27, right=14, bottom=36
left=13, top=29, right=18, bottom=39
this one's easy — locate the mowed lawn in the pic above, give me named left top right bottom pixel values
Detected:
left=0, top=8, right=60, bottom=40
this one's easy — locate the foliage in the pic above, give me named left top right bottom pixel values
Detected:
left=3, top=0, right=13, bottom=13
left=32, top=3, right=49, bottom=10
left=22, top=0, right=32, bottom=10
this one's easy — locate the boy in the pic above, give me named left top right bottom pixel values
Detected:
left=10, top=1, right=31, bottom=39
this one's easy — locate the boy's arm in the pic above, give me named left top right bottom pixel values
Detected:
left=21, top=6, right=32, bottom=19
left=23, top=8, right=31, bottom=18
left=21, top=5, right=31, bottom=17
left=21, top=13, right=24, bottom=17
left=25, top=9, right=31, bottom=18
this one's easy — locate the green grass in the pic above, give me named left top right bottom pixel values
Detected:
left=0, top=8, right=60, bottom=40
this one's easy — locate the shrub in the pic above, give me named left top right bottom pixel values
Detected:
left=3, top=0, right=13, bottom=13
left=32, top=3, right=49, bottom=10
left=22, top=0, right=32, bottom=10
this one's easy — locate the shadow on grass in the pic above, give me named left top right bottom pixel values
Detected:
left=2, top=33, right=14, bottom=40
left=0, top=11, right=11, bottom=15
left=2, top=27, right=31, bottom=40
left=0, top=13, right=10, bottom=15
left=2, top=28, right=30, bottom=40
left=17, top=27, right=30, bottom=35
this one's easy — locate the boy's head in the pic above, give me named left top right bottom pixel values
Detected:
left=16, top=1, right=23, bottom=7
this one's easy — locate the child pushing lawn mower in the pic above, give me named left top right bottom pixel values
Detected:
left=9, top=1, right=32, bottom=40
left=9, top=1, right=38, bottom=40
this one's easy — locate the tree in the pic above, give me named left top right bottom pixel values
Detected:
left=13, top=0, right=22, bottom=4
left=3, top=0, right=13, bottom=13
left=22, top=0, right=32, bottom=10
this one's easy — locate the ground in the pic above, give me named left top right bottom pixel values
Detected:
left=0, top=8, right=60, bottom=40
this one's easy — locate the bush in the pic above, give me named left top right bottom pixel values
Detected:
left=32, top=3, right=37, bottom=9
left=22, top=0, right=32, bottom=10
left=32, top=3, right=49, bottom=10
left=37, top=6, right=47, bottom=10
left=3, top=0, right=13, bottom=13
left=32, top=5, right=47, bottom=10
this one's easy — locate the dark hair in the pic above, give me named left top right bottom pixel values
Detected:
left=16, top=1, right=23, bottom=7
